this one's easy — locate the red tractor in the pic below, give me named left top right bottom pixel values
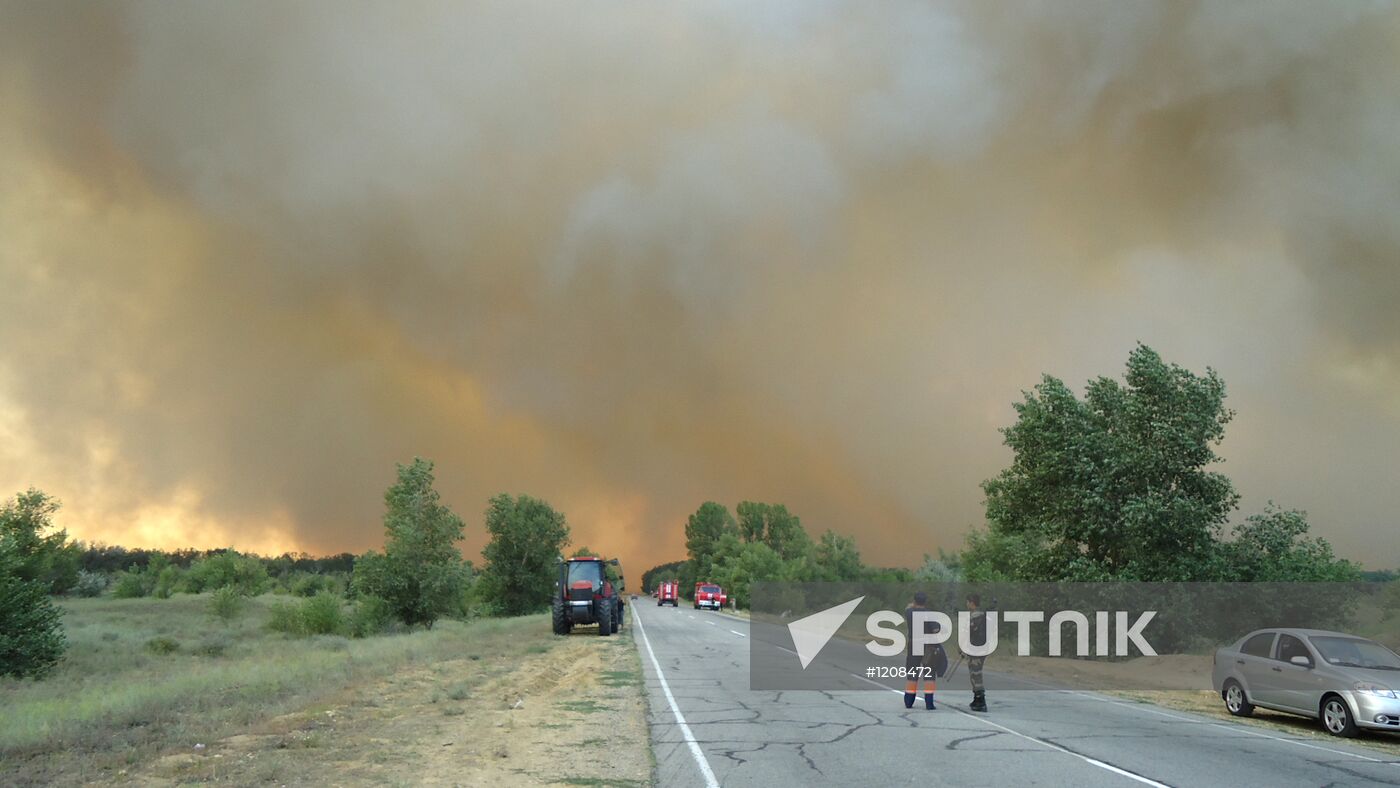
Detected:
left=657, top=579, right=680, bottom=606
left=552, top=556, right=624, bottom=637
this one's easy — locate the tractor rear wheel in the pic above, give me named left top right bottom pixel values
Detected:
left=552, top=597, right=570, bottom=635
left=612, top=601, right=622, bottom=633
left=597, top=600, right=613, bottom=637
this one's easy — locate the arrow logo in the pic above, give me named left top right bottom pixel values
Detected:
left=787, top=596, right=865, bottom=669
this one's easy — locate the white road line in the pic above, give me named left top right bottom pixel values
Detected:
left=842, top=670, right=1169, bottom=787
left=632, top=607, right=720, bottom=788
left=706, top=620, right=717, bottom=626
left=1050, top=687, right=1392, bottom=764
left=730, top=630, right=747, bottom=638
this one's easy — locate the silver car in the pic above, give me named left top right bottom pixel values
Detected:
left=1212, top=627, right=1400, bottom=737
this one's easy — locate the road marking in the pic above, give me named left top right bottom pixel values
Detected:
left=840, top=669, right=1169, bottom=786
left=706, top=620, right=717, bottom=626
left=632, top=607, right=720, bottom=788
left=1049, top=687, right=1392, bottom=764
left=730, top=630, right=747, bottom=638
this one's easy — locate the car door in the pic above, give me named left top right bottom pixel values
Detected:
left=1234, top=631, right=1278, bottom=704
left=1270, top=634, right=1327, bottom=714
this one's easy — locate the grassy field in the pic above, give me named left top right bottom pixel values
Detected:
left=0, top=595, right=559, bottom=785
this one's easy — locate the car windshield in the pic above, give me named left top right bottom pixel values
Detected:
left=568, top=561, right=603, bottom=586
left=700, top=585, right=720, bottom=593
left=1310, top=636, right=1400, bottom=670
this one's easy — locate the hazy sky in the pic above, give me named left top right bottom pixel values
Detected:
left=2, top=1, right=1397, bottom=572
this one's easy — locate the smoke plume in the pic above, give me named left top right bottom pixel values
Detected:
left=1, top=1, right=1397, bottom=568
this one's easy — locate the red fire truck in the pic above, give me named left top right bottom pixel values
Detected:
left=657, top=579, right=680, bottom=606
left=693, top=582, right=727, bottom=611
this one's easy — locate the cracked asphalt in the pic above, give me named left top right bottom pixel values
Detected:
left=633, top=603, right=1400, bottom=787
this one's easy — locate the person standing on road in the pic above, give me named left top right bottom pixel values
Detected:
left=904, top=591, right=946, bottom=710
left=966, top=594, right=989, bottom=712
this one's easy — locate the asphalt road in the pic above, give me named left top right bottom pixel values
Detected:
left=631, top=602, right=1400, bottom=787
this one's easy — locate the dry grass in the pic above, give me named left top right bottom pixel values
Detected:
left=0, top=596, right=552, bottom=785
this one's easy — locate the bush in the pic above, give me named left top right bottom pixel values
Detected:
left=145, top=636, right=181, bottom=655
left=111, top=568, right=153, bottom=598
left=185, top=551, right=269, bottom=595
left=208, top=586, right=246, bottom=623
left=349, top=595, right=394, bottom=638
left=300, top=592, right=345, bottom=636
left=191, top=633, right=231, bottom=657
left=0, top=556, right=67, bottom=678
left=73, top=570, right=109, bottom=598
left=153, top=565, right=183, bottom=599
left=266, top=600, right=305, bottom=635
left=291, top=573, right=339, bottom=597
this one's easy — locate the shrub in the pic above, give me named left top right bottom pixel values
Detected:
left=111, top=569, right=153, bottom=598
left=291, top=573, right=331, bottom=597
left=300, top=592, right=345, bottom=636
left=191, top=633, right=231, bottom=657
left=145, top=636, right=181, bottom=655
left=185, top=551, right=269, bottom=595
left=73, top=570, right=109, bottom=598
left=349, top=595, right=394, bottom=638
left=208, top=586, right=246, bottom=623
left=0, top=555, right=67, bottom=678
left=153, top=565, right=183, bottom=599
left=266, top=600, right=304, bottom=635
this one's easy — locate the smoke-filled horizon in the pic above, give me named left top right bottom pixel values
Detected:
left=2, top=1, right=1397, bottom=572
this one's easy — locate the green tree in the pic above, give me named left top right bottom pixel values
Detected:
left=185, top=551, right=267, bottom=595
left=712, top=541, right=783, bottom=609
left=478, top=493, right=570, bottom=616
left=352, top=458, right=469, bottom=628
left=685, top=502, right=737, bottom=579
left=1220, top=505, right=1359, bottom=581
left=0, top=489, right=80, bottom=595
left=966, top=345, right=1238, bottom=581
left=813, top=530, right=864, bottom=581
left=736, top=502, right=811, bottom=561
left=0, top=544, right=66, bottom=677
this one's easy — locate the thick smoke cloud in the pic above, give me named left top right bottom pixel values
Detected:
left=1, top=1, right=1397, bottom=568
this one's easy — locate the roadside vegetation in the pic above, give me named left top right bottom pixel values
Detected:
left=0, top=456, right=591, bottom=782
left=0, top=598, right=560, bottom=783
left=642, top=345, right=1367, bottom=608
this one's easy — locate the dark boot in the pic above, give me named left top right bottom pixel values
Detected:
left=924, top=693, right=936, bottom=710
left=970, top=691, right=987, bottom=712
left=903, top=692, right=916, bottom=709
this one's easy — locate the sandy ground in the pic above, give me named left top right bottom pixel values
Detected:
left=129, top=626, right=651, bottom=787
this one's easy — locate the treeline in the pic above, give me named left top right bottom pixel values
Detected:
left=78, top=545, right=356, bottom=577
left=642, top=501, right=929, bottom=609
left=1, top=458, right=580, bottom=679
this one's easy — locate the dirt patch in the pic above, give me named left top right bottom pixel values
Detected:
left=130, top=627, right=651, bottom=787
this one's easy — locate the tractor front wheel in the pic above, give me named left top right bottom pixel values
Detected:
left=552, top=597, right=570, bottom=635
left=596, top=600, right=613, bottom=637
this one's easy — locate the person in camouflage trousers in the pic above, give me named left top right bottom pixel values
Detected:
left=966, top=593, right=989, bottom=712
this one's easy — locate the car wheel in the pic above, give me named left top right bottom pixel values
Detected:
left=1222, top=681, right=1254, bottom=717
left=1321, top=695, right=1359, bottom=738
